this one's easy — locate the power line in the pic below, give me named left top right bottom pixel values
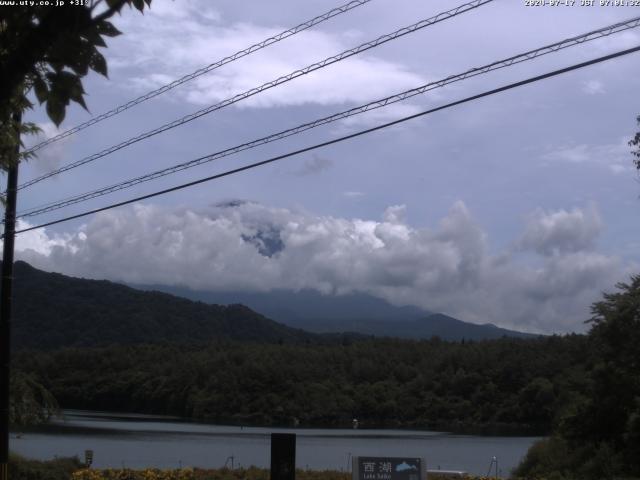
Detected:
left=17, top=15, right=640, bottom=220
left=12, top=44, right=640, bottom=237
left=22, top=0, right=374, bottom=156
left=16, top=0, right=494, bottom=191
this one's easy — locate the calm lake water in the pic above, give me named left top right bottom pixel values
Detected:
left=10, top=410, right=540, bottom=477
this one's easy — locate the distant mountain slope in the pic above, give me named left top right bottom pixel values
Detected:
left=6, top=262, right=318, bottom=350
left=286, top=313, right=537, bottom=341
left=135, top=285, right=537, bottom=341
left=137, top=286, right=431, bottom=322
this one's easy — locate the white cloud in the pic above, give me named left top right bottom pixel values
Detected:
left=336, top=101, right=424, bottom=130
left=609, top=163, right=632, bottom=174
left=542, top=137, right=633, bottom=171
left=591, top=29, right=640, bottom=53
left=22, top=122, right=72, bottom=176
left=518, top=205, right=603, bottom=255
left=110, top=4, right=425, bottom=110
left=343, top=191, right=365, bottom=198
left=13, top=219, right=71, bottom=256
left=582, top=79, right=605, bottom=95
left=14, top=201, right=631, bottom=334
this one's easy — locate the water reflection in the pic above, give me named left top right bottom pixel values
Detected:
left=11, top=410, right=540, bottom=476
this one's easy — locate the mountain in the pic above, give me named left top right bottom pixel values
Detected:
left=133, top=286, right=431, bottom=322
left=6, top=261, right=320, bottom=350
left=133, top=285, right=537, bottom=341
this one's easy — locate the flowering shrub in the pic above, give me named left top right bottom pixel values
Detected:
left=71, top=468, right=498, bottom=480
left=72, top=468, right=196, bottom=480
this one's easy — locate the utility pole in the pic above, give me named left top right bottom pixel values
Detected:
left=0, top=111, right=21, bottom=480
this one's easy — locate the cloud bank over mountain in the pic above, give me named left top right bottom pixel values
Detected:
left=13, top=201, right=630, bottom=334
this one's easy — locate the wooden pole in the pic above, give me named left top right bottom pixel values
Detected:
left=0, top=111, right=21, bottom=480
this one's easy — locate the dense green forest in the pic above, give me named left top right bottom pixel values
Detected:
left=8, top=262, right=640, bottom=478
left=513, top=276, right=640, bottom=479
left=16, top=335, right=588, bottom=434
left=8, top=261, right=325, bottom=349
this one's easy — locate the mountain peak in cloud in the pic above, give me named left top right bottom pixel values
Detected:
left=12, top=201, right=629, bottom=334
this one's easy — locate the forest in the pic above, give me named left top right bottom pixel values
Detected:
left=16, top=335, right=587, bottom=434
left=8, top=266, right=640, bottom=478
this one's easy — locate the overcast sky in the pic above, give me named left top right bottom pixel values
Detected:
left=9, top=0, right=640, bottom=334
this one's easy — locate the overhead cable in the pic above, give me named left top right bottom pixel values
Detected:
left=23, top=0, right=374, bottom=155
left=17, top=15, right=640, bottom=219
left=16, top=0, right=494, bottom=191
left=12, top=44, right=640, bottom=236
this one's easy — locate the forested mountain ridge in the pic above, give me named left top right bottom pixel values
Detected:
left=5, top=261, right=534, bottom=350
left=134, top=285, right=537, bottom=341
left=6, top=261, right=320, bottom=349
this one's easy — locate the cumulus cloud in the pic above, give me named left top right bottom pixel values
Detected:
left=518, top=205, right=603, bottom=256
left=22, top=122, right=72, bottom=176
left=110, top=2, right=425, bottom=110
left=13, top=201, right=631, bottom=334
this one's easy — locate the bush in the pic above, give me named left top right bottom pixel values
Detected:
left=72, top=468, right=493, bottom=480
left=72, top=468, right=350, bottom=480
left=9, top=453, right=83, bottom=480
left=512, top=437, right=572, bottom=479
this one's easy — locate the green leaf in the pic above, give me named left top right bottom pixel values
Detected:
left=72, top=94, right=88, bottom=111
left=46, top=71, right=86, bottom=116
left=33, top=75, right=48, bottom=104
left=89, top=51, right=108, bottom=77
left=61, top=72, right=87, bottom=110
left=66, top=41, right=94, bottom=76
left=49, top=60, right=64, bottom=73
left=51, top=70, right=80, bottom=95
left=131, top=0, right=145, bottom=11
left=68, top=79, right=88, bottom=111
left=46, top=97, right=66, bottom=126
left=80, top=27, right=107, bottom=48
left=96, top=21, right=121, bottom=38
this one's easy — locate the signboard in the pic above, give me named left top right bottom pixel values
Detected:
left=353, top=457, right=424, bottom=480
left=271, top=433, right=295, bottom=480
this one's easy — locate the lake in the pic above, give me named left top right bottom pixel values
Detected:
left=10, top=410, right=540, bottom=477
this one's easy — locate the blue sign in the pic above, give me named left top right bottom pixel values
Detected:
left=353, top=457, right=424, bottom=480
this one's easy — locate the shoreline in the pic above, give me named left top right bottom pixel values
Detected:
left=27, top=409, right=547, bottom=438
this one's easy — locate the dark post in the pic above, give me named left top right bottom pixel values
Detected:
left=0, top=111, right=21, bottom=480
left=270, top=433, right=296, bottom=480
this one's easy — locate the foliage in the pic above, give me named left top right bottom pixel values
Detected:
left=73, top=468, right=196, bottom=480
left=9, top=453, right=82, bottom=480
left=0, top=93, right=41, bottom=166
left=516, top=276, right=640, bottom=479
left=72, top=468, right=496, bottom=480
left=9, top=370, right=59, bottom=427
left=9, top=262, right=531, bottom=349
left=16, top=334, right=588, bottom=434
left=512, top=437, right=573, bottom=479
left=9, top=261, right=318, bottom=349
left=630, top=115, right=640, bottom=171
left=0, top=0, right=151, bottom=168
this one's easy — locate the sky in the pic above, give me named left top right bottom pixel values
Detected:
left=7, top=0, right=640, bottom=334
